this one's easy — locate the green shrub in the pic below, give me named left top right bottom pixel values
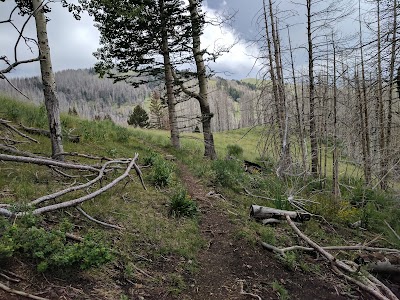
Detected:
left=150, top=157, right=174, bottom=187
left=0, top=218, right=113, bottom=272
left=211, top=159, right=245, bottom=189
left=226, top=144, right=243, bottom=158
left=169, top=190, right=198, bottom=218
left=143, top=150, right=159, bottom=166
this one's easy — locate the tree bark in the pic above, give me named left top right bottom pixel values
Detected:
left=307, top=0, right=319, bottom=176
left=332, top=37, right=340, bottom=198
left=358, top=0, right=371, bottom=185
left=32, top=0, right=64, bottom=160
left=262, top=0, right=282, bottom=137
left=386, top=0, right=397, bottom=186
left=376, top=1, right=386, bottom=190
left=188, top=0, right=216, bottom=159
left=249, top=205, right=311, bottom=222
left=159, top=0, right=180, bottom=149
left=287, top=26, right=307, bottom=173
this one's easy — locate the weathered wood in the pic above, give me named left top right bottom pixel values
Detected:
left=19, top=124, right=80, bottom=143
left=249, top=205, right=311, bottom=222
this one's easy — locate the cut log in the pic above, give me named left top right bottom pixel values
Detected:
left=249, top=205, right=311, bottom=222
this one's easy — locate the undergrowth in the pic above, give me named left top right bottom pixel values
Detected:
left=0, top=216, right=113, bottom=272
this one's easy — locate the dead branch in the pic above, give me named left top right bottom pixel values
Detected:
left=0, top=272, right=20, bottom=283
left=53, top=152, right=112, bottom=161
left=237, top=280, right=262, bottom=300
left=132, top=161, right=147, bottom=190
left=0, top=119, right=38, bottom=143
left=285, top=215, right=399, bottom=300
left=285, top=215, right=357, bottom=273
left=384, top=220, right=400, bottom=241
left=331, top=266, right=393, bottom=300
left=0, top=144, right=45, bottom=158
left=0, top=154, right=142, bottom=217
left=0, top=154, right=100, bottom=172
left=243, top=187, right=275, bottom=201
left=29, top=154, right=139, bottom=215
left=18, top=124, right=80, bottom=143
left=0, top=73, right=30, bottom=100
left=29, top=160, right=125, bottom=206
left=65, top=233, right=84, bottom=242
left=261, top=242, right=400, bottom=255
left=0, top=137, right=28, bottom=145
left=366, top=272, right=399, bottom=300
left=76, top=206, right=124, bottom=230
left=0, top=281, right=49, bottom=300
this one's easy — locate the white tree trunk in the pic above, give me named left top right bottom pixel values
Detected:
left=32, top=0, right=64, bottom=159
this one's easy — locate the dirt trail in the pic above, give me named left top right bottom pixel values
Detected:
left=176, top=162, right=354, bottom=300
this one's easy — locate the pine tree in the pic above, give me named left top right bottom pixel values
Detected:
left=128, top=105, right=149, bottom=128
left=149, top=91, right=166, bottom=129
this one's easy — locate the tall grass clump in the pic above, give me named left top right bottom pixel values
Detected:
left=169, top=190, right=198, bottom=218
left=149, top=156, right=175, bottom=187
left=211, top=159, right=246, bottom=190
left=226, top=144, right=243, bottom=158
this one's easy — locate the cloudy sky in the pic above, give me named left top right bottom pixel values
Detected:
left=0, top=0, right=368, bottom=80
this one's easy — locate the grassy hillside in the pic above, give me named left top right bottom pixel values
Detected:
left=0, top=95, right=399, bottom=299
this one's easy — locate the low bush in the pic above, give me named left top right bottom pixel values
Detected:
left=0, top=216, right=113, bottom=272
left=169, top=190, right=198, bottom=218
left=150, top=156, right=175, bottom=187
left=211, top=159, right=245, bottom=189
left=226, top=144, right=243, bottom=158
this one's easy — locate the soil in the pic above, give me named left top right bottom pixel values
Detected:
left=175, top=162, right=363, bottom=300
left=1, top=159, right=397, bottom=300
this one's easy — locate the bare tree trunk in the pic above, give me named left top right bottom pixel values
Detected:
left=32, top=0, right=64, bottom=160
left=307, top=0, right=319, bottom=176
left=376, top=1, right=386, bottom=189
left=359, top=0, right=371, bottom=184
left=332, top=38, right=339, bottom=199
left=287, top=26, right=307, bottom=172
left=386, top=0, right=397, bottom=184
left=188, top=0, right=216, bottom=159
left=160, top=0, right=180, bottom=149
left=269, top=0, right=285, bottom=132
left=262, top=0, right=282, bottom=137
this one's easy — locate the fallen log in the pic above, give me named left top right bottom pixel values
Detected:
left=249, top=205, right=311, bottom=222
left=19, top=124, right=80, bottom=143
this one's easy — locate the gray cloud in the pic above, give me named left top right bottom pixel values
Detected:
left=0, top=0, right=370, bottom=81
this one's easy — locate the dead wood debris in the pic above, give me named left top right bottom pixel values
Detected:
left=0, top=281, right=49, bottom=300
left=76, top=206, right=124, bottom=230
left=237, top=280, right=262, bottom=300
left=250, top=205, right=399, bottom=300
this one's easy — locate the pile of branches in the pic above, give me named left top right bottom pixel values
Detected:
left=0, top=118, right=146, bottom=221
left=250, top=204, right=400, bottom=300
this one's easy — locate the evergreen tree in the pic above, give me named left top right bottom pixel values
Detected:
left=149, top=91, right=166, bottom=129
left=128, top=105, right=149, bottom=128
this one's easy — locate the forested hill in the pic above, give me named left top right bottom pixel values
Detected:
left=0, top=69, right=260, bottom=131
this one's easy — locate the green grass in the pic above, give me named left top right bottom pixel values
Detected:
left=1, top=94, right=399, bottom=297
left=0, top=96, right=205, bottom=296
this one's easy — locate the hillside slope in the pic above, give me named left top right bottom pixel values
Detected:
left=0, top=97, right=399, bottom=300
left=0, top=69, right=260, bottom=132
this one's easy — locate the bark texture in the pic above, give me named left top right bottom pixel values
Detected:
left=32, top=0, right=64, bottom=159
